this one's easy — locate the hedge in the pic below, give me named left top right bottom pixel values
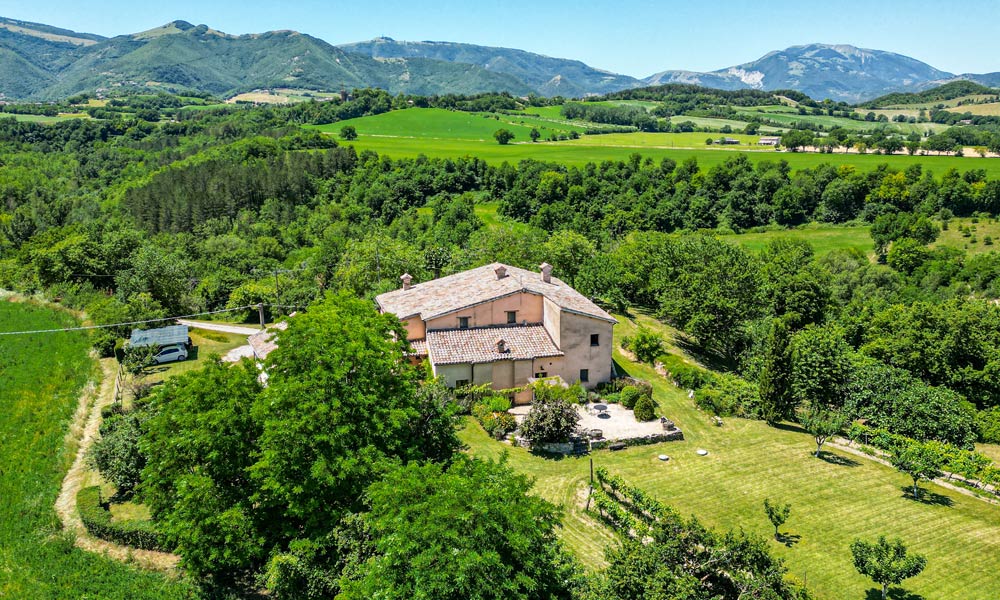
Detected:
left=77, top=485, right=168, bottom=551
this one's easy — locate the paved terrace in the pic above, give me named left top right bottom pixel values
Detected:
left=510, top=403, right=669, bottom=441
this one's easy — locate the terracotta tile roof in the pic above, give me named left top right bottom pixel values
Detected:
left=408, top=338, right=428, bottom=356
left=426, top=325, right=563, bottom=365
left=375, top=263, right=616, bottom=324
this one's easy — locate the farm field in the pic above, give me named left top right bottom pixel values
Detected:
left=324, top=114, right=1000, bottom=176
left=461, top=312, right=1000, bottom=600
left=313, top=107, right=579, bottom=141
left=736, top=108, right=948, bottom=134
left=0, top=300, right=191, bottom=599
left=3, top=113, right=91, bottom=123
left=945, top=102, right=1000, bottom=116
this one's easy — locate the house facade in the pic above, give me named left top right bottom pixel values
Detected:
left=375, top=263, right=616, bottom=398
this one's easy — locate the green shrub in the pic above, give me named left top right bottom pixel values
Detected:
left=627, top=327, right=666, bottom=364
left=633, top=395, right=656, bottom=422
left=696, top=373, right=760, bottom=418
left=978, top=408, right=1000, bottom=443
left=77, top=486, right=166, bottom=551
left=472, top=400, right=517, bottom=440
left=484, top=395, right=512, bottom=413
left=519, top=384, right=580, bottom=445
left=660, top=355, right=713, bottom=389
left=602, top=392, right=621, bottom=404
left=88, top=413, right=145, bottom=498
left=620, top=386, right=642, bottom=409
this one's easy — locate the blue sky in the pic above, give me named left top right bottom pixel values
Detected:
left=1, top=0, right=997, bottom=77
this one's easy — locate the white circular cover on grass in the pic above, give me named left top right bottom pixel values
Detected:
left=696, top=449, right=709, bottom=456
left=658, top=454, right=669, bottom=461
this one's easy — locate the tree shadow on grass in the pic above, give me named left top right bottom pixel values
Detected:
left=900, top=486, right=954, bottom=507
left=817, top=451, right=861, bottom=468
left=864, top=587, right=927, bottom=600
left=777, top=532, right=801, bottom=547
left=769, top=421, right=809, bottom=435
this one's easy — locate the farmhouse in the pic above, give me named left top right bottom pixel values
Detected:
left=719, top=137, right=740, bottom=145
left=758, top=136, right=781, bottom=146
left=375, top=263, right=616, bottom=397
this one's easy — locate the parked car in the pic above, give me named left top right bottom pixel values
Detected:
left=152, top=344, right=188, bottom=364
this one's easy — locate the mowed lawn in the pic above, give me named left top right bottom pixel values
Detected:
left=461, top=313, right=1000, bottom=600
left=0, top=301, right=191, bottom=599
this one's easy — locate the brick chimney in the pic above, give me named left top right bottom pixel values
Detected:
left=539, top=262, right=553, bottom=283
left=494, top=265, right=508, bottom=280
left=400, top=273, right=413, bottom=291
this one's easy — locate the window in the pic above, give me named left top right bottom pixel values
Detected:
left=590, top=333, right=600, bottom=346
left=456, top=379, right=470, bottom=388
left=506, top=310, right=517, bottom=324
left=458, top=316, right=470, bottom=329
left=580, top=369, right=589, bottom=383
left=534, top=371, right=548, bottom=379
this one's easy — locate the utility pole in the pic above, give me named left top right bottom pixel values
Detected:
left=257, top=303, right=265, bottom=330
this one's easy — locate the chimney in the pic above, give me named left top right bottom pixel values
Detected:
left=496, top=338, right=508, bottom=354
left=539, top=262, right=553, bottom=284
left=494, top=265, right=508, bottom=280
left=400, top=273, right=413, bottom=291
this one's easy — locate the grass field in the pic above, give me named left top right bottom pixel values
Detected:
left=312, top=107, right=580, bottom=141
left=977, top=443, right=1000, bottom=465
left=332, top=133, right=1000, bottom=176
left=0, top=300, right=191, bottom=599
left=723, top=224, right=874, bottom=256
left=3, top=113, right=91, bottom=123
left=934, top=218, right=1000, bottom=254
left=461, top=312, right=1000, bottom=599
left=314, top=107, right=1000, bottom=175
left=944, top=102, right=1000, bottom=116
left=736, top=108, right=949, bottom=135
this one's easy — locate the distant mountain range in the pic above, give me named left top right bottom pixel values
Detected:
left=0, top=16, right=997, bottom=103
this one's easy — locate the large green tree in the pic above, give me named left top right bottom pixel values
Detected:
left=140, top=359, right=267, bottom=583
left=758, top=319, right=795, bottom=424
left=340, top=456, right=578, bottom=600
left=850, top=536, right=926, bottom=600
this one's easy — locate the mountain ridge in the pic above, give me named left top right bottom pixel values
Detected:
left=0, top=17, right=996, bottom=103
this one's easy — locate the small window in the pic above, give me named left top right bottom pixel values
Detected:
left=506, top=310, right=517, bottom=324
left=455, top=379, right=470, bottom=388
left=458, top=316, right=470, bottom=329
left=590, top=334, right=600, bottom=346
left=534, top=371, right=548, bottom=379
left=580, top=369, right=589, bottom=383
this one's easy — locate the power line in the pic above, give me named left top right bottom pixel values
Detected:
left=0, top=306, right=258, bottom=336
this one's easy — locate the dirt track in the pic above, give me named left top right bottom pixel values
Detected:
left=54, top=357, right=179, bottom=572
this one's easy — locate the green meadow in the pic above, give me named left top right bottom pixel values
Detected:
left=461, top=312, right=1000, bottom=600
left=0, top=301, right=191, bottom=599
left=317, top=108, right=1000, bottom=175
left=723, top=225, right=874, bottom=256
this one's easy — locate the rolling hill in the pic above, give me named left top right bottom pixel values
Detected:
left=339, top=37, right=641, bottom=97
